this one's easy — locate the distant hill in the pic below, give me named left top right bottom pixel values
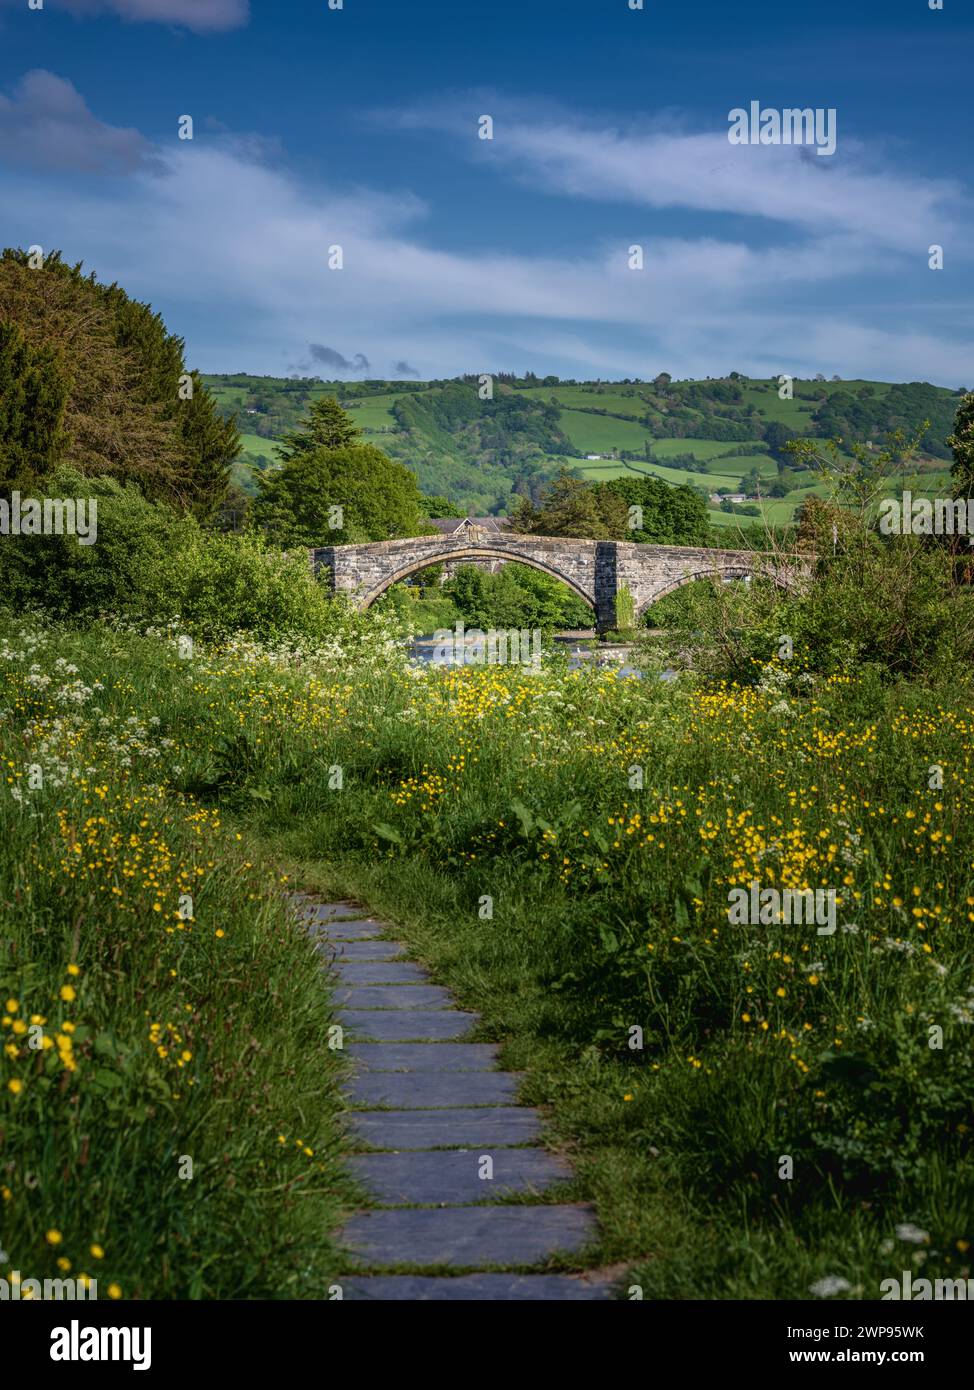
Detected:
left=202, top=371, right=966, bottom=533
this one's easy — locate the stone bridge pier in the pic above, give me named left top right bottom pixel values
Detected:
left=311, top=529, right=811, bottom=633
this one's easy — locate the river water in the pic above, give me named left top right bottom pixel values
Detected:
left=406, top=632, right=671, bottom=681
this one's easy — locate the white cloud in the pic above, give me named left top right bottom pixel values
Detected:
left=390, top=101, right=968, bottom=257
left=0, top=0, right=250, bottom=31
left=0, top=70, right=158, bottom=174
left=1, top=92, right=970, bottom=385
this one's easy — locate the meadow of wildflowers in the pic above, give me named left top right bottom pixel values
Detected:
left=0, top=619, right=359, bottom=1298
left=1, top=611, right=971, bottom=1297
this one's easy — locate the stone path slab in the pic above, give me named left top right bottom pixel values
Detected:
left=340, top=1273, right=615, bottom=1301
left=322, top=941, right=407, bottom=962
left=346, top=1069, right=519, bottom=1109
left=340, top=1204, right=596, bottom=1268
left=346, top=1106, right=542, bottom=1150
left=347, top=1043, right=499, bottom=1071
left=293, top=890, right=611, bottom=1298
left=334, top=984, right=454, bottom=1010
left=338, top=1009, right=479, bottom=1042
left=294, top=901, right=366, bottom=921
left=313, top=920, right=387, bottom=940
left=346, top=1148, right=573, bottom=1205
left=332, top=961, right=430, bottom=985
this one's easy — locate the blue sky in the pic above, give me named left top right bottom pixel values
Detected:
left=0, top=0, right=970, bottom=384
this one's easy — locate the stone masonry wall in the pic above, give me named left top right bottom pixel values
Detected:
left=311, top=533, right=811, bottom=632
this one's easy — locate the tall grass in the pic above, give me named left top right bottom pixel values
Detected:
left=0, top=619, right=357, bottom=1298
left=3, top=610, right=972, bottom=1298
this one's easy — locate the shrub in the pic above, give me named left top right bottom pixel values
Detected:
left=0, top=468, right=368, bottom=644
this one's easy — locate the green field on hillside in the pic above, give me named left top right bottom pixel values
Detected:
left=346, top=400, right=398, bottom=432
left=238, top=430, right=280, bottom=459
left=521, top=384, right=650, bottom=415
left=559, top=409, right=657, bottom=454
left=651, top=437, right=761, bottom=460
left=579, top=459, right=742, bottom=491
left=204, top=372, right=964, bottom=525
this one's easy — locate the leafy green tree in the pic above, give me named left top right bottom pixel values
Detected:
left=445, top=564, right=490, bottom=621
left=0, top=248, right=238, bottom=514
left=251, top=445, right=426, bottom=547
left=763, top=420, right=799, bottom=468
left=251, top=396, right=426, bottom=546
left=513, top=469, right=628, bottom=539
left=0, top=321, right=69, bottom=489
left=598, top=474, right=711, bottom=545
left=417, top=561, right=445, bottom=589
left=0, top=466, right=364, bottom=642
left=419, top=494, right=465, bottom=518
left=445, top=562, right=590, bottom=630
left=278, top=395, right=360, bottom=459
left=948, top=392, right=974, bottom=499
left=176, top=370, right=242, bottom=518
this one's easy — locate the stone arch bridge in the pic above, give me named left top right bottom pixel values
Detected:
left=313, top=529, right=812, bottom=631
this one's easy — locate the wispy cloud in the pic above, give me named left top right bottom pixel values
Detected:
left=0, top=0, right=249, bottom=31
left=309, top=344, right=371, bottom=373
left=0, top=70, right=160, bottom=175
left=388, top=98, right=968, bottom=256
left=1, top=78, right=969, bottom=384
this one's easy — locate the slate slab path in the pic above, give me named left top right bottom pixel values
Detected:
left=291, top=894, right=615, bottom=1301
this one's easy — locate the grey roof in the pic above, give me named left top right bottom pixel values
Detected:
left=426, top=516, right=511, bottom=535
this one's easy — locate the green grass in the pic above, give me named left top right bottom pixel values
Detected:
left=6, top=597, right=972, bottom=1301
left=708, top=507, right=761, bottom=530
left=249, top=649, right=973, bottom=1300
left=232, top=431, right=282, bottom=492
left=520, top=384, right=651, bottom=417
left=738, top=386, right=818, bottom=428
left=577, top=438, right=785, bottom=505
left=651, top=438, right=763, bottom=461
left=345, top=400, right=399, bottom=433
left=580, top=459, right=741, bottom=490
left=558, top=409, right=657, bottom=454
left=704, top=453, right=778, bottom=476
left=237, top=430, right=280, bottom=460
left=0, top=619, right=358, bottom=1298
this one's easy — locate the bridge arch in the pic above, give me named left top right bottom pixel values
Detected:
left=358, top=546, right=597, bottom=613
left=635, top=562, right=795, bottom=617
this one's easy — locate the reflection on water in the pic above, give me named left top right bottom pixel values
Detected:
left=406, top=633, right=675, bottom=681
